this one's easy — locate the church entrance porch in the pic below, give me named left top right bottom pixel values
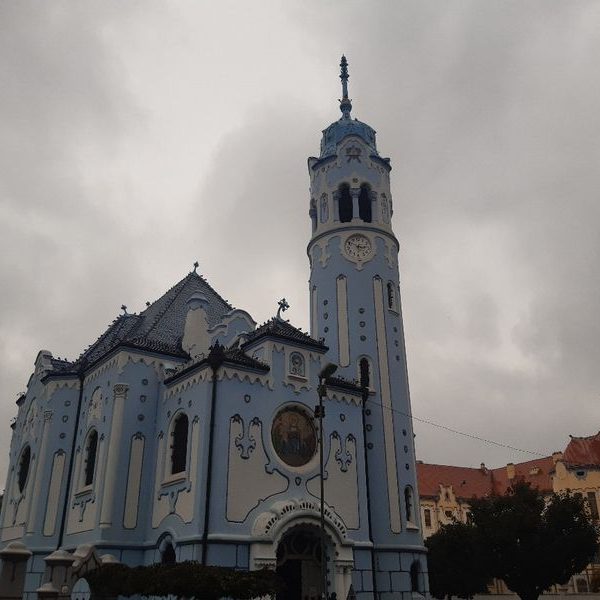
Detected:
left=276, top=526, right=324, bottom=600
left=250, top=499, right=354, bottom=599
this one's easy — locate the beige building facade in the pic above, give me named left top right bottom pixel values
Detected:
left=417, top=431, right=600, bottom=594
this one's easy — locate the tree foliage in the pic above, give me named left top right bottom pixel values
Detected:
left=86, top=561, right=283, bottom=600
left=426, top=521, right=491, bottom=599
left=469, top=482, right=598, bottom=600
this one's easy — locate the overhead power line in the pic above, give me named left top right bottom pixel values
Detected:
left=365, top=397, right=545, bottom=457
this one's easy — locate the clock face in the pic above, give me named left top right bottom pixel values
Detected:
left=344, top=234, right=373, bottom=260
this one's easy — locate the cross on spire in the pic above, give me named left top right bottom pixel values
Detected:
left=276, top=298, right=290, bottom=320
left=339, top=55, right=352, bottom=117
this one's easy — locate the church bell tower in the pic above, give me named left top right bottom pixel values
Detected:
left=307, top=56, right=428, bottom=595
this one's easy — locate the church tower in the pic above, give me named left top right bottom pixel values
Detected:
left=308, top=56, right=428, bottom=595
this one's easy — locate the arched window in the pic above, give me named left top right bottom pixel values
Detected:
left=387, top=282, right=396, bottom=310
left=17, top=446, right=31, bottom=493
left=359, top=357, right=370, bottom=389
left=404, top=486, right=414, bottom=523
left=358, top=184, right=372, bottom=222
left=289, top=352, right=306, bottom=377
left=83, top=429, right=98, bottom=486
left=162, top=542, right=176, bottom=565
left=338, top=183, right=352, bottom=222
left=171, top=413, right=189, bottom=475
left=410, top=560, right=422, bottom=593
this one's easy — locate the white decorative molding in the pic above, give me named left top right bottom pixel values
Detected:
left=252, top=498, right=348, bottom=542
left=336, top=276, right=350, bottom=367
left=227, top=416, right=287, bottom=522
left=123, top=435, right=145, bottom=529
left=373, top=276, right=402, bottom=533
left=99, top=384, right=128, bottom=527
left=165, top=367, right=210, bottom=399
left=43, top=452, right=66, bottom=536
left=306, top=433, right=359, bottom=530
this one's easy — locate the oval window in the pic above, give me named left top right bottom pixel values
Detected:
left=271, top=407, right=317, bottom=468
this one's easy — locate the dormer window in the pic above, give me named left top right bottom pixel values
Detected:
left=358, top=183, right=372, bottom=223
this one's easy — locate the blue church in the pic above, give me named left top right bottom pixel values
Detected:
left=0, top=57, right=429, bottom=600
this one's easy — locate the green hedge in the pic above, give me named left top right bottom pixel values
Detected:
left=86, top=561, right=283, bottom=599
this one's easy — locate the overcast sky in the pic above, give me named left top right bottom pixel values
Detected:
left=2, top=1, right=600, bottom=486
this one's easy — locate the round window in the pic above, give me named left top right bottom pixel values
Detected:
left=271, top=407, right=317, bottom=467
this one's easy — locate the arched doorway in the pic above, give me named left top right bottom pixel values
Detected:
left=71, top=577, right=91, bottom=600
left=276, top=525, right=326, bottom=600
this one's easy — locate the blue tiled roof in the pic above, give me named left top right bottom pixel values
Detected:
left=320, top=115, right=378, bottom=159
left=243, top=317, right=327, bottom=351
left=66, top=271, right=234, bottom=372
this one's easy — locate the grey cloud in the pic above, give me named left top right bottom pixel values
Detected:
left=3, top=1, right=600, bottom=484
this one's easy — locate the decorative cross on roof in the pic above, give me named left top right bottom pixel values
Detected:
left=276, top=298, right=290, bottom=320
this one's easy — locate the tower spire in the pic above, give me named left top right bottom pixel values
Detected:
left=339, top=55, right=352, bottom=118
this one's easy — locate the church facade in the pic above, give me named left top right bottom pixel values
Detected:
left=0, top=58, right=428, bottom=600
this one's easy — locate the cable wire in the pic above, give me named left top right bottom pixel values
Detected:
left=364, top=397, right=546, bottom=457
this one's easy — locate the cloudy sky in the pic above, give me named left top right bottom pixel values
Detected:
left=2, top=0, right=600, bottom=485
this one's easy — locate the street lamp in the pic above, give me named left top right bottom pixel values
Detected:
left=316, top=362, right=338, bottom=600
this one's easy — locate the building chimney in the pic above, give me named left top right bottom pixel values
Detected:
left=552, top=451, right=564, bottom=465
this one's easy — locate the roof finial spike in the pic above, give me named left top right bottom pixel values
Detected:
left=193, top=261, right=199, bottom=273
left=339, top=54, right=352, bottom=118
left=276, top=298, right=290, bottom=320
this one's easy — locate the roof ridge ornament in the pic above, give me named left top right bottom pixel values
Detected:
left=276, top=298, right=290, bottom=320
left=339, top=55, right=352, bottom=118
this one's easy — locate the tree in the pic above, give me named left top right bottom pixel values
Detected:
left=86, top=562, right=283, bottom=600
left=426, top=521, right=491, bottom=599
left=469, top=482, right=598, bottom=600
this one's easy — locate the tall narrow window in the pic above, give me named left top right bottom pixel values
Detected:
left=84, top=429, right=98, bottom=486
left=588, top=492, right=599, bottom=520
left=410, top=561, right=422, bottom=593
left=359, top=358, right=370, bottom=389
left=358, top=184, right=372, bottom=222
left=338, top=183, right=352, bottom=223
left=162, top=542, right=176, bottom=565
left=171, top=413, right=189, bottom=475
left=309, top=198, right=317, bottom=233
left=404, top=486, right=414, bottom=523
left=424, top=508, right=432, bottom=528
left=387, top=282, right=396, bottom=310
left=17, top=446, right=31, bottom=493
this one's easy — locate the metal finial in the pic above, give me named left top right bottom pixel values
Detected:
left=121, top=305, right=128, bottom=314
left=339, top=55, right=352, bottom=117
left=193, top=261, right=199, bottom=273
left=276, top=298, right=290, bottom=319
